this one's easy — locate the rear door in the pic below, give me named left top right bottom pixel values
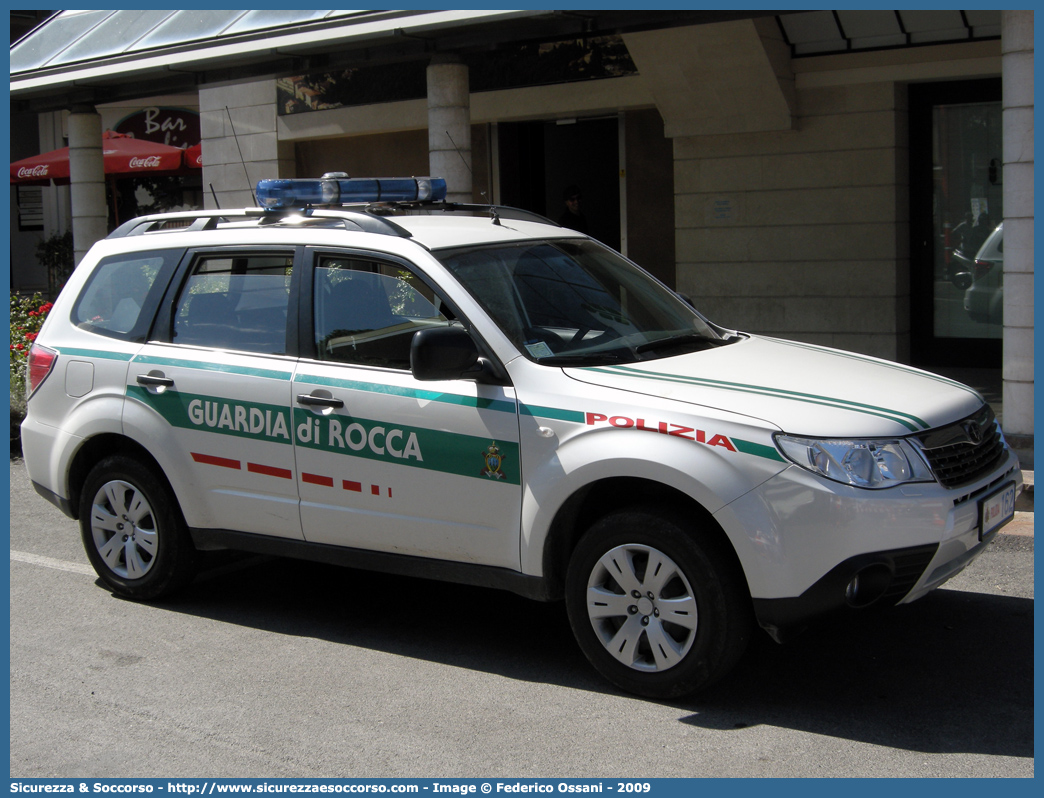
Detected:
left=292, top=248, right=523, bottom=568
left=126, top=247, right=304, bottom=539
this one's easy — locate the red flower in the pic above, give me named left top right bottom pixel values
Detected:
left=13, top=343, right=23, bottom=350
left=27, top=311, right=38, bottom=317
left=39, top=302, right=53, bottom=313
left=25, top=333, right=37, bottom=342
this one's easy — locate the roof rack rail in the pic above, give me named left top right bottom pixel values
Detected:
left=107, top=210, right=233, bottom=238
left=367, top=201, right=558, bottom=227
left=105, top=207, right=414, bottom=240
left=103, top=198, right=556, bottom=243
left=273, top=208, right=412, bottom=238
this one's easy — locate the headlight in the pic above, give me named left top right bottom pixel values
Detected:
left=774, top=434, right=934, bottom=489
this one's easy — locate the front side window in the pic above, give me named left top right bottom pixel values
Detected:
left=437, top=239, right=726, bottom=365
left=73, top=252, right=171, bottom=338
left=313, top=256, right=451, bottom=369
left=173, top=253, right=293, bottom=354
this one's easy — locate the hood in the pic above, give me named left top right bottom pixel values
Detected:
left=564, top=336, right=986, bottom=438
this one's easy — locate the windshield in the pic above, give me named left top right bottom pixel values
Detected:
left=436, top=238, right=730, bottom=365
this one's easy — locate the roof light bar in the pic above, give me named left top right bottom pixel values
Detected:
left=256, top=175, right=447, bottom=209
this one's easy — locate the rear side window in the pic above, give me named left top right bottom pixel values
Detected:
left=173, top=253, right=293, bottom=355
left=73, top=252, right=173, bottom=339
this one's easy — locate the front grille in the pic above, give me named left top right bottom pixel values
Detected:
left=915, top=405, right=1007, bottom=489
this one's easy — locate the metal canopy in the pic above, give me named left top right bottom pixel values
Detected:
left=779, top=9, right=1000, bottom=55
left=9, top=9, right=785, bottom=111
left=11, top=9, right=1002, bottom=112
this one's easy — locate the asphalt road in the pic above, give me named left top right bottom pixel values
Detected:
left=8, top=458, right=1034, bottom=778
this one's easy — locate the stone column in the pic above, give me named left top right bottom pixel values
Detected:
left=199, top=79, right=292, bottom=209
left=1001, top=10, right=1034, bottom=467
left=427, top=54, right=472, bottom=203
left=67, top=107, right=107, bottom=265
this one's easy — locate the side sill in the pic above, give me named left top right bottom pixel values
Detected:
left=32, top=480, right=76, bottom=519
left=189, top=527, right=554, bottom=602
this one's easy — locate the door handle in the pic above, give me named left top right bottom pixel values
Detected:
left=136, top=374, right=174, bottom=388
left=296, top=394, right=344, bottom=409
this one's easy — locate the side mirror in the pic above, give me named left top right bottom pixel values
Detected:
left=951, top=271, right=974, bottom=290
left=411, top=326, right=492, bottom=382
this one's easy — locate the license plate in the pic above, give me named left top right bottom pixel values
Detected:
left=979, top=481, right=1016, bottom=540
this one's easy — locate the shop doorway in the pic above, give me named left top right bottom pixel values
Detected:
left=498, top=117, right=621, bottom=250
left=910, top=79, right=1003, bottom=368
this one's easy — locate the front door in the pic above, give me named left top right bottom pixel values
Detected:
left=292, top=250, right=523, bottom=568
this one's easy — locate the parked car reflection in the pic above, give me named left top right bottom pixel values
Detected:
left=950, top=222, right=1003, bottom=325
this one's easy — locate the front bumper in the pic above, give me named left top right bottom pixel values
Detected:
left=714, top=451, right=1022, bottom=640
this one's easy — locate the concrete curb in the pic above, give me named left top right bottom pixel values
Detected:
left=1003, top=469, right=1033, bottom=537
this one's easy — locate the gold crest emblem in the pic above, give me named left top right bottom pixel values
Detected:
left=481, top=441, right=506, bottom=479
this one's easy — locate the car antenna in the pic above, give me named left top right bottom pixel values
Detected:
left=480, top=191, right=501, bottom=225
left=209, top=183, right=221, bottom=209
left=226, top=106, right=257, bottom=206
left=445, top=130, right=499, bottom=225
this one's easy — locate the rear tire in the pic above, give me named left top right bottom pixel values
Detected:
left=565, top=506, right=752, bottom=698
left=79, top=455, right=198, bottom=600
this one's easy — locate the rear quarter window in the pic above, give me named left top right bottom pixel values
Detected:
left=72, top=251, right=178, bottom=340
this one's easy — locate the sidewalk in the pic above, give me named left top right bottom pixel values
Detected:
left=1006, top=470, right=1034, bottom=537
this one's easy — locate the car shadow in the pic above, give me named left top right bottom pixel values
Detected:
left=682, top=588, right=1034, bottom=758
left=127, top=552, right=1032, bottom=759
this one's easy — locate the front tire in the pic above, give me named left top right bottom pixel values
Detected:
left=79, top=455, right=198, bottom=600
left=565, top=506, right=752, bottom=698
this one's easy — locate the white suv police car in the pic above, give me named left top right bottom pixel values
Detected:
left=22, top=175, right=1021, bottom=698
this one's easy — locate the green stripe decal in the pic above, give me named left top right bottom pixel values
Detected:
left=520, top=404, right=586, bottom=423
left=292, top=408, right=520, bottom=485
left=295, top=373, right=517, bottom=414
left=58, top=348, right=134, bottom=361
left=126, top=385, right=519, bottom=484
left=762, top=337, right=983, bottom=400
left=132, top=354, right=293, bottom=381
left=732, top=437, right=786, bottom=462
left=585, top=366, right=929, bottom=432
left=127, top=385, right=294, bottom=445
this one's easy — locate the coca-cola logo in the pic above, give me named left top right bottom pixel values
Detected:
left=17, top=165, right=49, bottom=178
left=129, top=156, right=162, bottom=169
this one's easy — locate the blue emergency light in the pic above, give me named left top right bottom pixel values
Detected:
left=256, top=173, right=447, bottom=209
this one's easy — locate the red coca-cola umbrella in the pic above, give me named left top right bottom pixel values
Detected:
left=10, top=129, right=188, bottom=185
left=183, top=142, right=203, bottom=169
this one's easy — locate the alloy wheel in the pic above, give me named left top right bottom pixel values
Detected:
left=585, top=543, right=698, bottom=672
left=89, top=479, right=159, bottom=579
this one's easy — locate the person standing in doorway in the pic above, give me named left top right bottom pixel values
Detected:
left=557, top=184, right=589, bottom=234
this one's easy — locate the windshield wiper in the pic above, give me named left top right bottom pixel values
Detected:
left=634, top=332, right=728, bottom=355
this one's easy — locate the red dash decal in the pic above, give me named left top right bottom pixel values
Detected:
left=302, top=472, right=334, bottom=487
left=192, top=452, right=241, bottom=470
left=342, top=479, right=390, bottom=498
left=248, top=462, right=293, bottom=480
